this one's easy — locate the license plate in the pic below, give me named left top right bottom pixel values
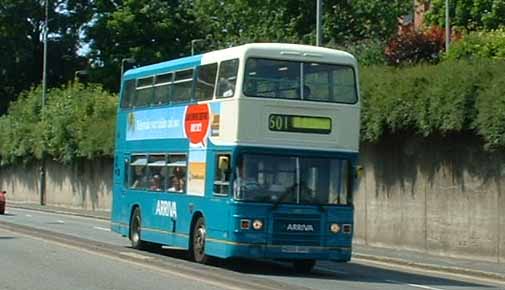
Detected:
left=281, top=246, right=310, bottom=253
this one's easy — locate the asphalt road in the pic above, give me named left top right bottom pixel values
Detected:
left=0, top=208, right=503, bottom=290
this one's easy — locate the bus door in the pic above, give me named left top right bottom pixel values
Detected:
left=112, top=152, right=129, bottom=228
left=207, top=152, right=232, bottom=240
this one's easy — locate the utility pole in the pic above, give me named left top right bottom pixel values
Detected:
left=445, top=0, right=450, bottom=52
left=316, top=0, right=323, bottom=46
left=40, top=0, right=48, bottom=206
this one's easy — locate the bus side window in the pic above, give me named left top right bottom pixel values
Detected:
left=195, top=63, right=217, bottom=101
left=120, top=80, right=136, bottom=108
left=147, top=154, right=167, bottom=192
left=129, top=155, right=148, bottom=189
left=167, top=154, right=187, bottom=193
left=213, top=154, right=231, bottom=195
left=154, top=72, right=173, bottom=105
left=216, top=59, right=239, bottom=98
left=135, top=76, right=154, bottom=107
left=173, top=69, right=194, bottom=103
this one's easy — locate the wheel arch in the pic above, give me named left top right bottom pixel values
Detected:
left=188, top=211, right=204, bottom=247
left=129, top=204, right=141, bottom=239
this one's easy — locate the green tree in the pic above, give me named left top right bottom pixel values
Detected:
left=324, top=0, right=412, bottom=45
left=84, top=0, right=201, bottom=91
left=425, top=0, right=505, bottom=31
left=0, top=0, right=93, bottom=114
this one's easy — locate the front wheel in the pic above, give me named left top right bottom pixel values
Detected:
left=190, top=216, right=208, bottom=264
left=293, top=259, right=316, bottom=273
left=130, top=207, right=149, bottom=250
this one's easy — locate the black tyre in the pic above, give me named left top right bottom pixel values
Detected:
left=130, top=207, right=149, bottom=250
left=190, top=216, right=208, bottom=264
left=293, top=259, right=316, bottom=273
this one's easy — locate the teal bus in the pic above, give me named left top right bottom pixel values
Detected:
left=111, top=43, right=360, bottom=272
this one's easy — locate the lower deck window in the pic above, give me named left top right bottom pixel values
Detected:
left=127, top=153, right=187, bottom=193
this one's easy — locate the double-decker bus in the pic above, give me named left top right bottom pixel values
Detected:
left=111, top=43, right=360, bottom=272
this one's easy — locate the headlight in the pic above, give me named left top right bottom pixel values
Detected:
left=330, top=223, right=340, bottom=234
left=252, top=219, right=264, bottom=230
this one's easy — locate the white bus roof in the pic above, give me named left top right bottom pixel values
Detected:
left=202, top=43, right=357, bottom=66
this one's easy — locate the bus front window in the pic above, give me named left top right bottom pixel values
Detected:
left=235, top=154, right=352, bottom=205
left=244, top=58, right=357, bottom=104
left=235, top=154, right=296, bottom=203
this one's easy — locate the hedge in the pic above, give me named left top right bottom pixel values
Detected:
left=360, top=59, right=505, bottom=150
left=1, top=59, right=505, bottom=165
left=444, top=29, right=505, bottom=61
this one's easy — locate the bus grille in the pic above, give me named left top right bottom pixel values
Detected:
left=271, top=213, right=321, bottom=246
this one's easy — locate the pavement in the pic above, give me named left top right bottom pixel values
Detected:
left=6, top=201, right=505, bottom=283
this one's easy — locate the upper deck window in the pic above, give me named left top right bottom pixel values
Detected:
left=195, top=63, right=217, bottom=101
left=135, top=76, right=154, bottom=107
left=173, top=69, right=194, bottom=103
left=154, top=72, right=173, bottom=105
left=216, top=59, right=239, bottom=98
left=121, top=80, right=136, bottom=108
left=244, top=58, right=357, bottom=104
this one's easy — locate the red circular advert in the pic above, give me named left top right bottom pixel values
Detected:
left=184, top=104, right=210, bottom=145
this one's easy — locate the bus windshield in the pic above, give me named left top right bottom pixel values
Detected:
left=235, top=154, right=351, bottom=205
left=243, top=58, right=357, bottom=104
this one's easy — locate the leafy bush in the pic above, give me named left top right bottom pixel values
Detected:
left=334, top=39, right=387, bottom=66
left=360, top=59, right=505, bottom=149
left=444, top=29, right=505, bottom=61
left=0, top=82, right=117, bottom=165
left=474, top=66, right=505, bottom=150
left=385, top=26, right=445, bottom=65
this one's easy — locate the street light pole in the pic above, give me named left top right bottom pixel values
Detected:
left=40, top=0, right=49, bottom=206
left=121, top=58, right=135, bottom=81
left=445, top=0, right=450, bottom=52
left=191, top=39, right=205, bottom=56
left=316, top=0, right=323, bottom=46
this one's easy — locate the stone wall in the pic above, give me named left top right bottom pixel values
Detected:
left=1, top=135, right=503, bottom=263
left=0, top=159, right=112, bottom=212
left=354, top=134, right=505, bottom=263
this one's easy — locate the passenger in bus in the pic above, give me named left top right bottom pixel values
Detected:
left=131, top=166, right=147, bottom=189
left=297, top=85, right=311, bottom=99
left=149, top=173, right=163, bottom=191
left=168, top=176, right=184, bottom=192
left=218, top=78, right=235, bottom=98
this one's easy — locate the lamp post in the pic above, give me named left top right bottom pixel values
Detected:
left=40, top=0, right=49, bottom=206
left=120, top=58, right=135, bottom=81
left=191, top=39, right=205, bottom=56
left=316, top=0, right=323, bottom=46
left=445, top=0, right=450, bottom=52
left=74, top=70, right=88, bottom=82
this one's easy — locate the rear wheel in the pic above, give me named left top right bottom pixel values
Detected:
left=130, top=207, right=149, bottom=250
left=293, top=259, right=316, bottom=273
left=190, top=216, right=208, bottom=264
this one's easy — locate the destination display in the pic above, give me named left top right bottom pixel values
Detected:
left=268, top=114, right=331, bottom=134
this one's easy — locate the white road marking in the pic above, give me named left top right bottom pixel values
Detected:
left=386, top=280, right=445, bottom=290
left=56, top=220, right=65, bottom=224
left=93, top=226, right=111, bottom=232
left=315, top=266, right=348, bottom=275
left=25, top=214, right=32, bottom=217
left=407, top=284, right=445, bottom=290
left=119, top=251, right=153, bottom=260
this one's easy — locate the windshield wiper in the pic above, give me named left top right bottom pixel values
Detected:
left=271, top=184, right=297, bottom=210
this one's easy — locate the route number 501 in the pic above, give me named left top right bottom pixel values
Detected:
left=269, top=115, right=289, bottom=131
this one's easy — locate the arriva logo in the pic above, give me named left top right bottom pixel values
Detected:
left=286, top=224, right=314, bottom=232
left=155, top=200, right=177, bottom=219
